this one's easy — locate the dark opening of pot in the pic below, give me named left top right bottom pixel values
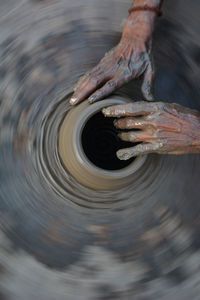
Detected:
left=81, top=111, right=135, bottom=171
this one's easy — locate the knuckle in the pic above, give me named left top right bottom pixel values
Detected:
left=128, top=104, right=137, bottom=114
left=145, top=114, right=154, bottom=121
left=126, top=119, right=134, bottom=128
left=136, top=143, right=144, bottom=151
left=153, top=129, right=159, bottom=138
left=148, top=117, right=159, bottom=128
left=136, top=120, right=146, bottom=128
left=77, top=76, right=84, bottom=83
left=151, top=119, right=159, bottom=128
left=162, top=139, right=168, bottom=145
left=129, top=132, right=136, bottom=141
left=107, top=80, right=117, bottom=89
left=123, top=68, right=133, bottom=80
left=156, top=102, right=165, bottom=111
left=84, top=71, right=92, bottom=77
left=152, top=142, right=161, bottom=151
left=156, top=139, right=167, bottom=150
left=93, top=65, right=102, bottom=73
left=90, top=77, right=98, bottom=85
left=95, top=76, right=103, bottom=86
left=149, top=64, right=154, bottom=76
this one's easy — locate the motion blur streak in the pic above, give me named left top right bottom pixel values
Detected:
left=1, top=0, right=200, bottom=299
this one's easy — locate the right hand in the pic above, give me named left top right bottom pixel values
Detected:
left=102, top=102, right=200, bottom=160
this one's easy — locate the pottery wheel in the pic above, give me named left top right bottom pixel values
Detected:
left=1, top=0, right=200, bottom=299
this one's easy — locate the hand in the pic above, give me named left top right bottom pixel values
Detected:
left=102, top=102, right=200, bottom=160
left=70, top=11, right=157, bottom=105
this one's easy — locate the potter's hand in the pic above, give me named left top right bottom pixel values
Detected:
left=102, top=102, right=200, bottom=160
left=70, top=9, right=157, bottom=105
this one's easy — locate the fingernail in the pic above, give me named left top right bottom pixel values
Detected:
left=70, top=97, right=77, bottom=105
left=102, top=108, right=110, bottom=115
left=117, top=132, right=123, bottom=139
left=147, top=94, right=154, bottom=102
left=88, top=96, right=96, bottom=104
left=117, top=150, right=131, bottom=161
left=113, top=119, right=118, bottom=127
left=73, top=85, right=78, bottom=92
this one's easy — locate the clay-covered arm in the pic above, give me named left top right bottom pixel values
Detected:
left=70, top=0, right=164, bottom=105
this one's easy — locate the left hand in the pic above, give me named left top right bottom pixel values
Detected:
left=102, top=102, right=200, bottom=160
left=70, top=10, right=156, bottom=105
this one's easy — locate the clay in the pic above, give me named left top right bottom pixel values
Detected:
left=59, top=96, right=146, bottom=189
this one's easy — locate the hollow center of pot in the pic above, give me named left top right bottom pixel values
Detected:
left=81, top=111, right=135, bottom=171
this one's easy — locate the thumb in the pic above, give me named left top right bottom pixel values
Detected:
left=141, top=61, right=155, bottom=101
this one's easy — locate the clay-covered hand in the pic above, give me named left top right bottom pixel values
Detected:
left=102, top=102, right=200, bottom=160
left=70, top=11, right=156, bottom=105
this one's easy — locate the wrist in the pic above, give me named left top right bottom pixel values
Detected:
left=123, top=0, right=163, bottom=42
left=122, top=12, right=155, bottom=42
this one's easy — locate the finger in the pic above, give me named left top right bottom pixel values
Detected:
left=73, top=73, right=90, bottom=92
left=114, top=117, right=149, bottom=129
left=141, top=62, right=154, bottom=101
left=102, top=102, right=164, bottom=117
left=74, top=62, right=111, bottom=92
left=70, top=74, right=108, bottom=105
left=71, top=50, right=116, bottom=101
left=70, top=56, right=116, bottom=105
left=88, top=76, right=124, bottom=104
left=119, top=131, right=154, bottom=143
left=72, top=58, right=111, bottom=92
left=116, top=142, right=160, bottom=160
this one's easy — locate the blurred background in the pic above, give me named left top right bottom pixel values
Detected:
left=1, top=0, right=200, bottom=299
